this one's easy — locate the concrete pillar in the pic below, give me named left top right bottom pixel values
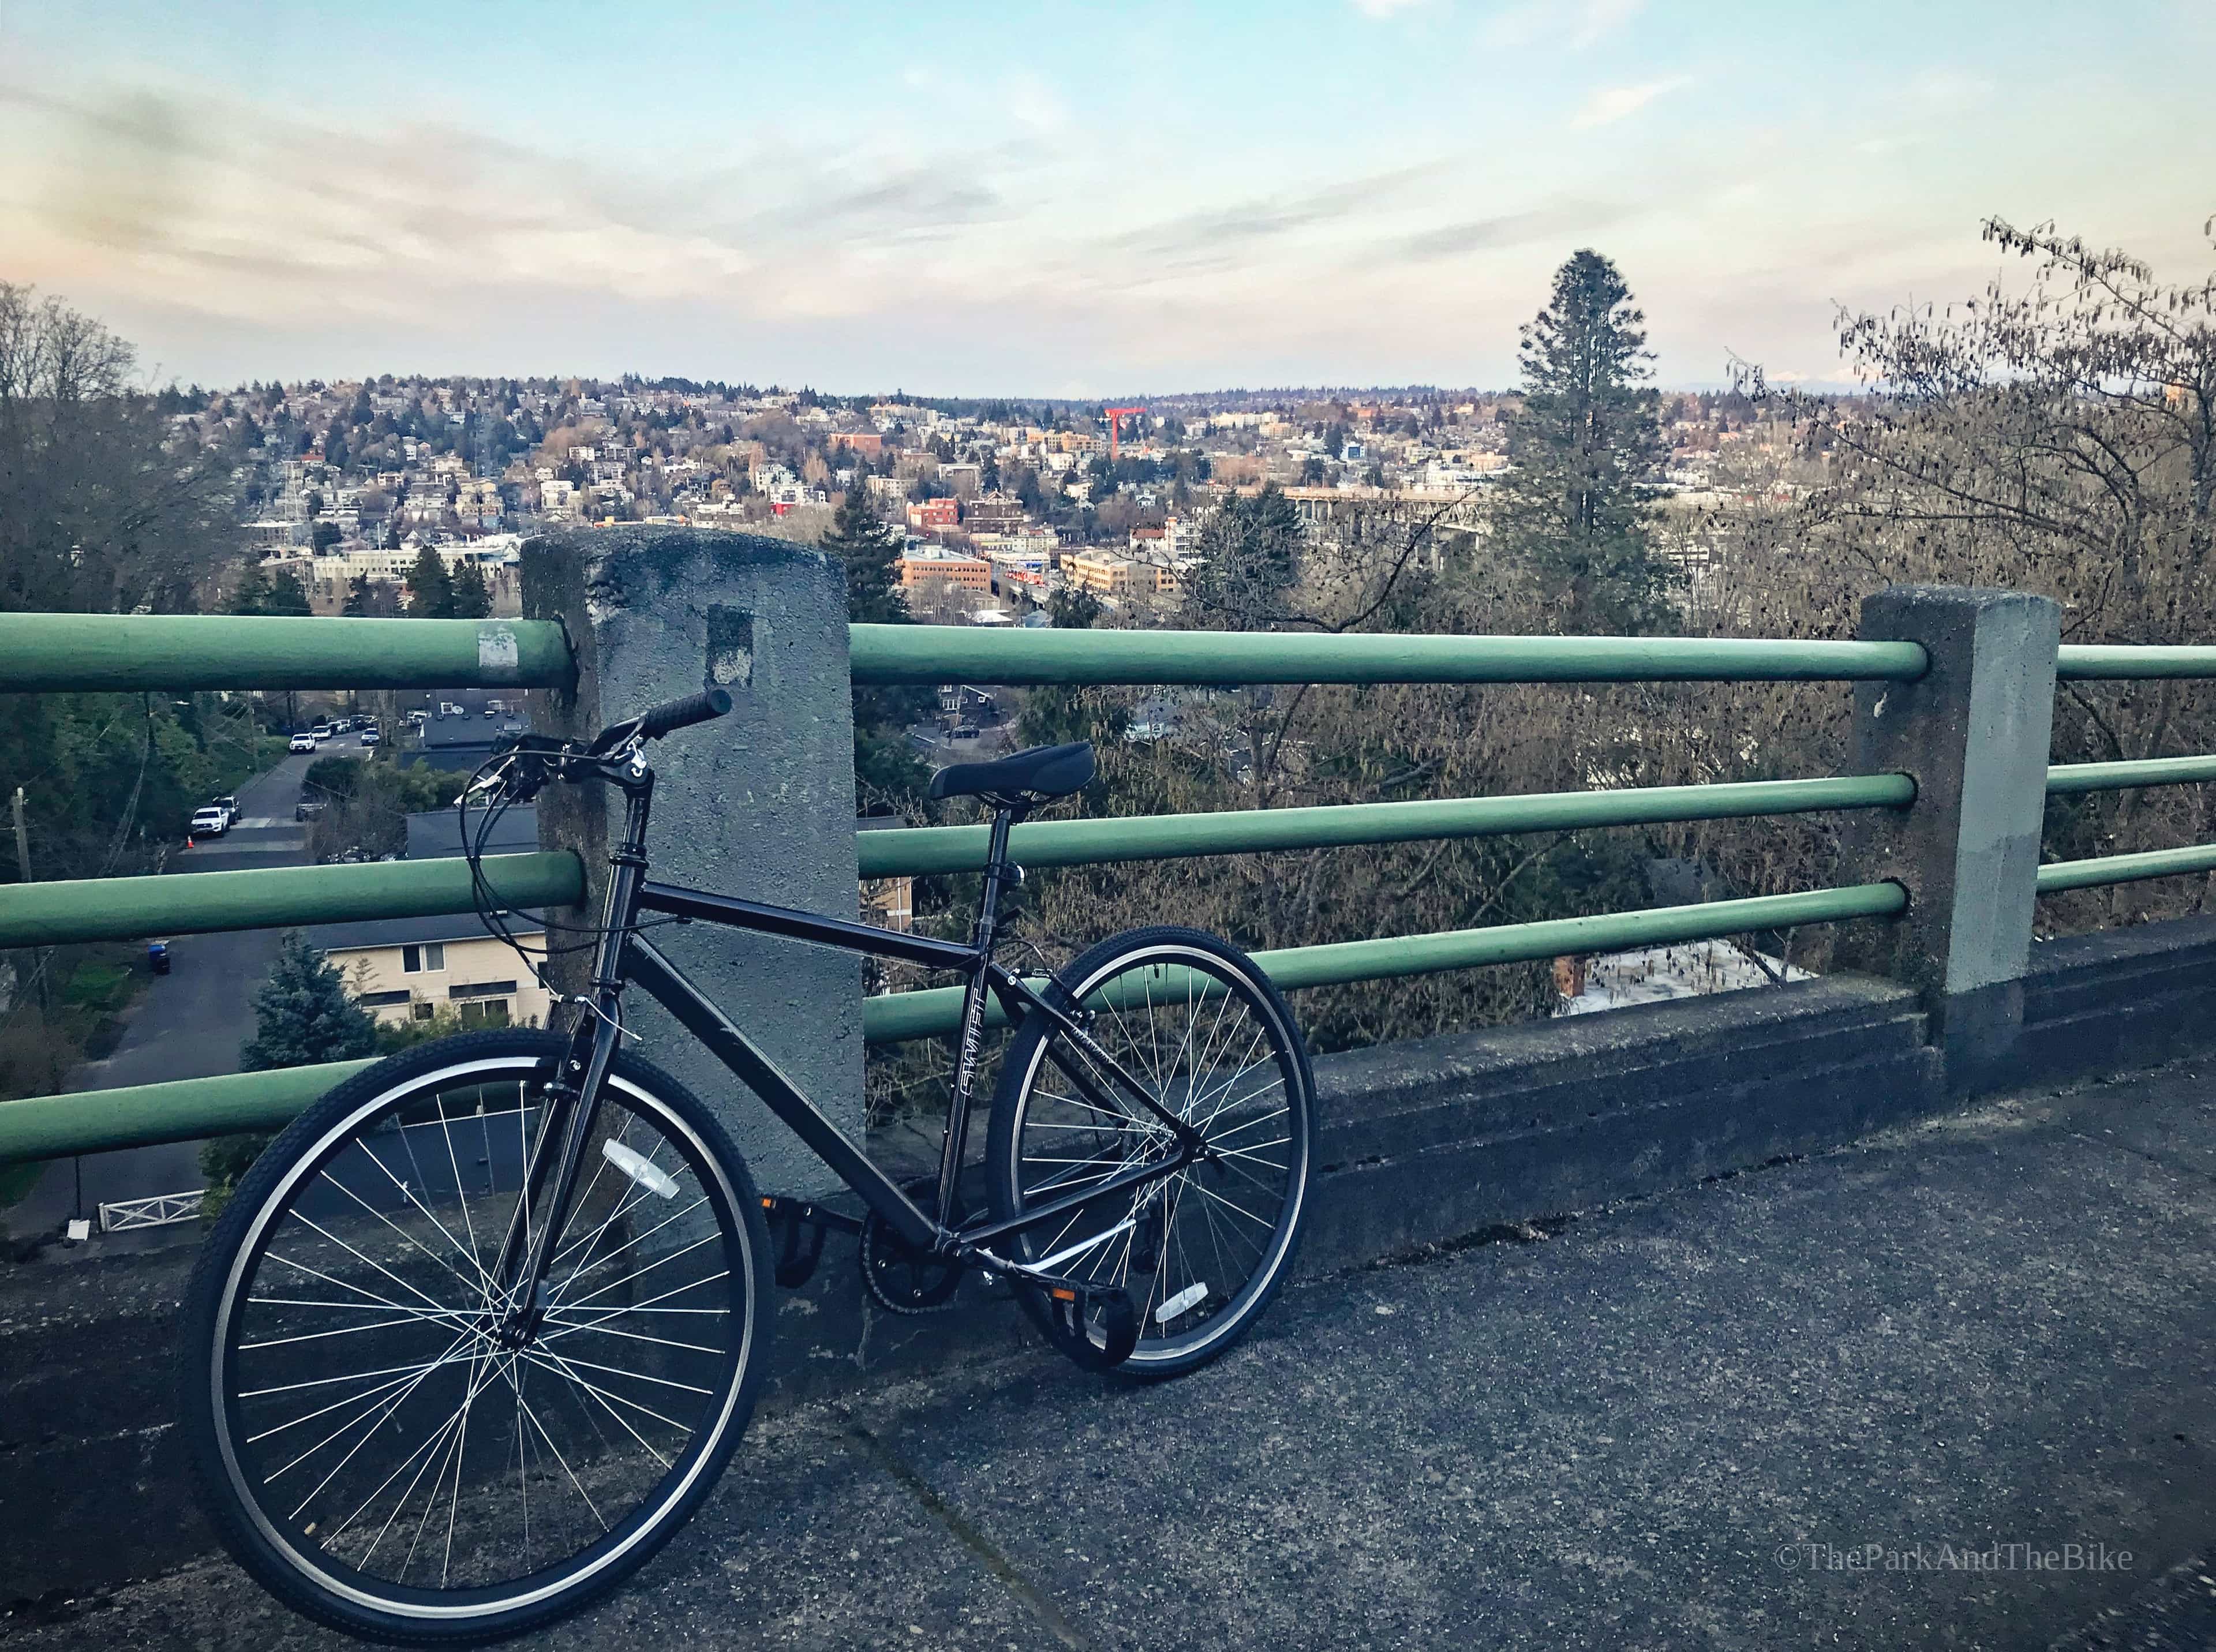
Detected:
left=522, top=528, right=862, bottom=1197
left=1835, top=585, right=2059, bottom=1090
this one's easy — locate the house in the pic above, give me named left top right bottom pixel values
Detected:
left=896, top=548, right=991, bottom=591
left=306, top=807, right=552, bottom=1029
left=856, top=816, right=913, bottom=933
left=906, top=497, right=960, bottom=533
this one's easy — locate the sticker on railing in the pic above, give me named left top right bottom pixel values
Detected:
left=478, top=624, right=521, bottom=677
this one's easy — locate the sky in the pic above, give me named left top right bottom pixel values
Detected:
left=2, top=0, right=2209, bottom=396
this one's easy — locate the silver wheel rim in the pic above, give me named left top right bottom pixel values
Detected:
left=1006, top=946, right=1308, bottom=1366
left=208, top=1055, right=755, bottom=1622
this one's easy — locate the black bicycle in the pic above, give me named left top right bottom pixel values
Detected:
left=178, top=688, right=1315, bottom=1643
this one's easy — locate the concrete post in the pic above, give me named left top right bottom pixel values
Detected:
left=522, top=528, right=862, bottom=1197
left=1835, top=585, right=2059, bottom=1089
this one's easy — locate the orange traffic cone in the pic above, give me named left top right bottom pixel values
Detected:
left=186, top=835, right=194, bottom=849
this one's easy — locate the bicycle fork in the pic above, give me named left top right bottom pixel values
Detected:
left=487, top=767, right=655, bottom=1344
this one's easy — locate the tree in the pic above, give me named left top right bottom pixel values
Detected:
left=821, top=484, right=907, bottom=625
left=449, top=560, right=492, bottom=619
left=406, top=544, right=454, bottom=616
left=822, top=486, right=933, bottom=813
left=224, top=562, right=273, bottom=616
left=1182, top=484, right=1302, bottom=629
left=0, top=283, right=234, bottom=614
left=343, top=573, right=398, bottom=616
left=263, top=569, right=313, bottom=615
left=203, top=933, right=380, bottom=1212
left=1758, top=214, right=2216, bottom=931
left=309, top=520, right=343, bottom=553
left=1489, top=250, right=1677, bottom=634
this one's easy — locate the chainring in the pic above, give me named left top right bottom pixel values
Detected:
left=859, top=1178, right=965, bottom=1314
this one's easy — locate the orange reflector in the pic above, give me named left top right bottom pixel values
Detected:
left=762, top=1197, right=773, bottom=1207
left=1049, top=1287, right=1077, bottom=1302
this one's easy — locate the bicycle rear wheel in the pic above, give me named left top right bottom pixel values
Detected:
left=986, top=926, right=1314, bottom=1378
left=178, top=1031, right=771, bottom=1644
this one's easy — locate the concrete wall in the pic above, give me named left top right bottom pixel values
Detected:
left=22, top=919, right=2216, bottom=1602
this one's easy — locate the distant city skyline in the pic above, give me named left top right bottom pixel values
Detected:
left=2, top=0, right=2208, bottom=395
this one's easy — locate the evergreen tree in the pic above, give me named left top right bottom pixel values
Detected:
left=239, top=932, right=380, bottom=1071
left=224, top=561, right=272, bottom=616
left=203, top=934, right=381, bottom=1212
left=449, top=560, right=492, bottom=619
left=406, top=544, right=455, bottom=616
left=822, top=486, right=933, bottom=813
left=1491, top=249, right=1677, bottom=634
left=263, top=570, right=313, bottom=615
left=1182, top=483, right=1301, bottom=629
left=821, top=485, right=907, bottom=623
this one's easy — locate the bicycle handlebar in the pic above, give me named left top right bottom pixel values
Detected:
left=635, top=687, right=732, bottom=741
left=583, top=687, right=733, bottom=755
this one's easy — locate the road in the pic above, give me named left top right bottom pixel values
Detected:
left=9, top=1058, right=2212, bottom=1649
left=11, top=739, right=358, bottom=1237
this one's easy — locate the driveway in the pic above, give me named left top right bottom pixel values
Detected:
left=10, top=747, right=329, bottom=1236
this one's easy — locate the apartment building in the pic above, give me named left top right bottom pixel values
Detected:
left=896, top=548, right=991, bottom=591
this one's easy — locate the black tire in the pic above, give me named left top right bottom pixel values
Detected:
left=177, top=1031, right=773, bottom=1644
left=986, top=926, right=1315, bottom=1380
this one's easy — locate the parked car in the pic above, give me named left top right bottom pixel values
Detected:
left=294, top=799, right=325, bottom=822
left=310, top=724, right=333, bottom=743
left=289, top=732, right=317, bottom=753
left=189, top=806, right=229, bottom=838
left=212, top=796, right=240, bottom=826
left=360, top=728, right=380, bottom=747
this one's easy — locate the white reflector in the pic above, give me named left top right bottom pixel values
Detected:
left=602, top=1138, right=679, bottom=1199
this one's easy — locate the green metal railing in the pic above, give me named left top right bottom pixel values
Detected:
left=0, top=614, right=572, bottom=692
left=849, top=623, right=1929, bottom=686
left=0, top=854, right=582, bottom=949
left=3, top=609, right=2212, bottom=1167
left=859, top=774, right=1915, bottom=879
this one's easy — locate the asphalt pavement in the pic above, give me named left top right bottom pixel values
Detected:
left=10, top=743, right=335, bottom=1235
left=9, top=1057, right=2211, bottom=1650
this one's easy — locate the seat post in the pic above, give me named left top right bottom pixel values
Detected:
left=972, top=799, right=1027, bottom=953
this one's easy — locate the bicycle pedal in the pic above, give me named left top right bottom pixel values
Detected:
left=762, top=1196, right=827, bottom=1290
left=1044, top=1282, right=1140, bottom=1370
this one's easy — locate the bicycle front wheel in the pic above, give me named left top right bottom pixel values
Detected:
left=178, top=1030, right=772, bottom=1644
left=987, top=926, right=1315, bottom=1379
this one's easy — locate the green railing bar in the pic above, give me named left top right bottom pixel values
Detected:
left=0, top=852, right=583, bottom=948
left=860, top=773, right=1917, bottom=878
left=859, top=881, right=1908, bottom=1044
left=848, top=625, right=1930, bottom=687
left=2056, top=646, right=2216, bottom=681
left=0, top=614, right=573, bottom=692
left=0, top=879, right=1907, bottom=1162
left=0, top=1061, right=379, bottom=1165
left=2037, top=844, right=2216, bottom=894
left=2045, top=755, right=2216, bottom=793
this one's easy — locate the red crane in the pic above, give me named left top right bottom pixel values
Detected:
left=1103, top=406, right=1147, bottom=460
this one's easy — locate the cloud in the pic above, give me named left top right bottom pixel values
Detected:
left=1570, top=0, right=1644, bottom=47
left=1480, top=0, right=1641, bottom=49
left=1101, top=163, right=1445, bottom=269
left=1906, top=68, right=1995, bottom=108
left=1004, top=72, right=1068, bottom=135
left=1395, top=201, right=1633, bottom=261
left=1570, top=75, right=1690, bottom=129
left=1351, top=0, right=1431, bottom=16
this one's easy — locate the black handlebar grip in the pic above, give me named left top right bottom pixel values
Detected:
left=635, top=687, right=733, bottom=741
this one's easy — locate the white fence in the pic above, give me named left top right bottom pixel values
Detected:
left=98, top=1190, right=205, bottom=1232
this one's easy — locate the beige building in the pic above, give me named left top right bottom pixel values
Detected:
left=306, top=807, right=552, bottom=1030
left=320, top=922, right=553, bottom=1029
left=1065, top=552, right=1176, bottom=599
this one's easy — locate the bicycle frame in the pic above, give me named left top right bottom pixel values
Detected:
left=492, top=754, right=1206, bottom=1319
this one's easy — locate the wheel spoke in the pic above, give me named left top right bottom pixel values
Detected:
left=207, top=1050, right=754, bottom=1607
